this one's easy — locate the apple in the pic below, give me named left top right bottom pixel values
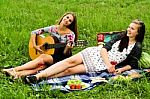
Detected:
left=76, top=84, right=82, bottom=89
left=67, top=79, right=83, bottom=89
left=70, top=84, right=76, bottom=89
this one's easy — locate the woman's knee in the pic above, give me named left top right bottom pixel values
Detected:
left=64, top=68, right=74, bottom=75
left=38, top=54, right=47, bottom=59
left=38, top=54, right=53, bottom=63
left=64, top=58, right=77, bottom=66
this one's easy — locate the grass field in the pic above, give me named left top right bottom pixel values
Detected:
left=0, top=0, right=150, bottom=98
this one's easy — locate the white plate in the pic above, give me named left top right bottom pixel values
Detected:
left=65, top=83, right=90, bottom=91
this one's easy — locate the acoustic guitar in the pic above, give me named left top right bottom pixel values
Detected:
left=29, top=34, right=88, bottom=60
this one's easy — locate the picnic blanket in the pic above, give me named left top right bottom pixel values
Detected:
left=31, top=69, right=149, bottom=92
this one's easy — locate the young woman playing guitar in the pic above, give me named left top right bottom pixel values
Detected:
left=2, top=12, right=78, bottom=79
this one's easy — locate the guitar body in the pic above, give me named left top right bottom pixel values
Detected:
left=29, top=35, right=56, bottom=60
left=29, top=34, right=88, bottom=60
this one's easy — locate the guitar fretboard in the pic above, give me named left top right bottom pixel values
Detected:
left=44, top=43, right=66, bottom=49
left=43, top=40, right=87, bottom=50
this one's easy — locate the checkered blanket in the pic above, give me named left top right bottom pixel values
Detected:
left=31, top=69, right=147, bottom=92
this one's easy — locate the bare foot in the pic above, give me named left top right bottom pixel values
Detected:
left=2, top=68, right=16, bottom=77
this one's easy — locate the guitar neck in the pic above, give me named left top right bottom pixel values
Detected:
left=43, top=40, right=87, bottom=50
left=44, top=43, right=66, bottom=49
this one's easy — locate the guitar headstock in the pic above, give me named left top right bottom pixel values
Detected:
left=75, top=40, right=88, bottom=47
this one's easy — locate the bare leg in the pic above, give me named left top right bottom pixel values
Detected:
left=14, top=54, right=53, bottom=71
left=2, top=54, right=53, bottom=77
left=15, top=65, right=46, bottom=78
left=35, top=53, right=84, bottom=80
left=50, top=64, right=86, bottom=78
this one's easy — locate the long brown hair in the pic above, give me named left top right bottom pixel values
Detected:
left=133, top=19, right=145, bottom=43
left=118, top=19, right=145, bottom=52
left=57, top=12, right=78, bottom=42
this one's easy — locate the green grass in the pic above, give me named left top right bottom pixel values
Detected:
left=0, top=0, right=150, bottom=98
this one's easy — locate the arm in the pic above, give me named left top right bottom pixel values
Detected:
left=30, top=26, right=52, bottom=53
left=63, top=32, right=75, bottom=55
left=100, top=48, right=115, bottom=73
left=115, top=42, right=142, bottom=74
left=101, top=32, right=125, bottom=73
left=31, top=34, right=36, bottom=48
left=115, top=65, right=131, bottom=74
left=30, top=33, right=44, bottom=53
left=31, top=26, right=52, bottom=35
